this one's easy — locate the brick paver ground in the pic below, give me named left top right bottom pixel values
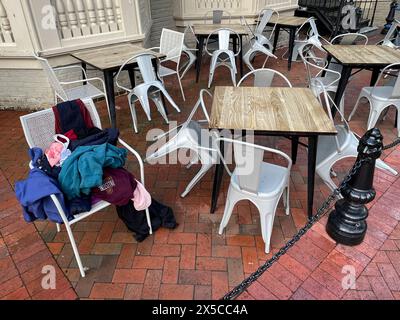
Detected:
left=1, top=30, right=400, bottom=300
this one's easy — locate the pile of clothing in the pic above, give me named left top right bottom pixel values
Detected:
left=15, top=99, right=177, bottom=242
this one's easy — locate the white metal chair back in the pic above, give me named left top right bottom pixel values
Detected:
left=183, top=24, right=199, bottom=48
left=203, top=10, right=232, bottom=24
left=34, top=54, right=68, bottom=101
left=160, top=28, right=185, bottom=64
left=381, top=20, right=400, bottom=47
left=312, top=78, right=350, bottom=152
left=214, top=136, right=292, bottom=194
left=115, top=52, right=159, bottom=91
left=330, top=33, right=368, bottom=45
left=300, top=44, right=341, bottom=89
left=255, top=9, right=277, bottom=35
left=237, top=68, right=292, bottom=87
left=372, top=63, right=400, bottom=99
left=205, top=28, right=241, bottom=56
left=20, top=98, right=101, bottom=151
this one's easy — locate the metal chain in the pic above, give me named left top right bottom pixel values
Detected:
left=221, top=158, right=366, bottom=301
left=383, top=138, right=400, bottom=150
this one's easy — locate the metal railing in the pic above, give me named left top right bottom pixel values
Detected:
left=298, top=0, right=379, bottom=35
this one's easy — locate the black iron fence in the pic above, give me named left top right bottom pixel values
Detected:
left=297, top=0, right=379, bottom=35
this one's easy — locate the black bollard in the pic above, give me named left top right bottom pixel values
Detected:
left=382, top=0, right=398, bottom=34
left=326, top=128, right=383, bottom=245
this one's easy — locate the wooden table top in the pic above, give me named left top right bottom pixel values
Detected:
left=323, top=45, right=400, bottom=66
left=71, top=43, right=164, bottom=71
left=209, top=86, right=337, bottom=135
left=268, top=15, right=309, bottom=27
left=192, top=24, right=248, bottom=35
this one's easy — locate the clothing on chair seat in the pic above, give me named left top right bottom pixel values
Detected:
left=58, top=143, right=127, bottom=200
left=15, top=168, right=72, bottom=224
left=91, top=168, right=138, bottom=206
left=69, top=128, right=119, bottom=151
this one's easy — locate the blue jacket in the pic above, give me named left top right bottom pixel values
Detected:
left=58, top=143, right=127, bottom=200
left=15, top=168, right=72, bottom=224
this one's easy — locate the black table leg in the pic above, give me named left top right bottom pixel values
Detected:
left=291, top=136, right=299, bottom=165
left=128, top=68, right=135, bottom=89
left=333, top=65, right=352, bottom=117
left=287, top=27, right=296, bottom=71
left=370, top=67, right=380, bottom=86
left=211, top=140, right=225, bottom=214
left=273, top=26, right=281, bottom=54
left=239, top=35, right=244, bottom=77
left=103, top=70, right=116, bottom=128
left=196, top=36, right=204, bottom=83
left=307, top=135, right=318, bottom=219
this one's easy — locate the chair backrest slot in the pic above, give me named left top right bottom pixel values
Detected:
left=35, top=54, right=68, bottom=101
left=160, top=28, right=185, bottom=64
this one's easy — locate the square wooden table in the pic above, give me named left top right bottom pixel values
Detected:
left=323, top=45, right=400, bottom=112
left=267, top=16, right=309, bottom=71
left=209, top=86, right=337, bottom=218
left=192, top=24, right=249, bottom=83
left=71, top=43, right=164, bottom=128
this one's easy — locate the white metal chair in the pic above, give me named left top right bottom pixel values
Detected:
left=34, top=53, right=110, bottom=122
left=300, top=44, right=344, bottom=116
left=146, top=90, right=218, bottom=197
left=115, top=52, right=181, bottom=133
left=149, top=28, right=186, bottom=101
left=237, top=68, right=292, bottom=88
left=206, top=28, right=241, bottom=88
left=312, top=79, right=397, bottom=192
left=241, top=9, right=278, bottom=70
left=348, top=63, right=400, bottom=137
left=203, top=10, right=232, bottom=24
left=330, top=32, right=368, bottom=45
left=379, top=20, right=400, bottom=48
left=20, top=98, right=152, bottom=278
left=215, top=136, right=292, bottom=254
left=181, top=24, right=199, bottom=79
left=290, top=17, right=328, bottom=62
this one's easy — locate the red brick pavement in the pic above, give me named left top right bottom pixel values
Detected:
left=1, top=31, right=400, bottom=300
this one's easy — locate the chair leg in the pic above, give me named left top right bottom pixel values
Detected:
left=145, top=208, right=152, bottom=235
left=218, top=189, right=237, bottom=234
left=348, top=94, right=364, bottom=121
left=152, top=93, right=169, bottom=124
left=376, top=159, right=398, bottom=176
left=181, top=163, right=213, bottom=198
left=367, top=110, right=380, bottom=130
left=282, top=187, right=290, bottom=216
left=177, top=75, right=186, bottom=101
left=259, top=211, right=274, bottom=254
left=65, top=223, right=87, bottom=277
left=128, top=95, right=139, bottom=133
left=56, top=223, right=61, bottom=233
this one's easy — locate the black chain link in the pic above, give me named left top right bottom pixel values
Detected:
left=221, top=158, right=366, bottom=301
left=383, top=138, right=400, bottom=150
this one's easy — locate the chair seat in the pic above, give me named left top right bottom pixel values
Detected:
left=65, top=83, right=104, bottom=101
left=312, top=77, right=338, bottom=92
left=159, top=65, right=177, bottom=77
left=231, top=162, right=288, bottom=197
left=317, top=125, right=351, bottom=165
left=361, top=86, right=399, bottom=101
left=185, top=121, right=214, bottom=150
